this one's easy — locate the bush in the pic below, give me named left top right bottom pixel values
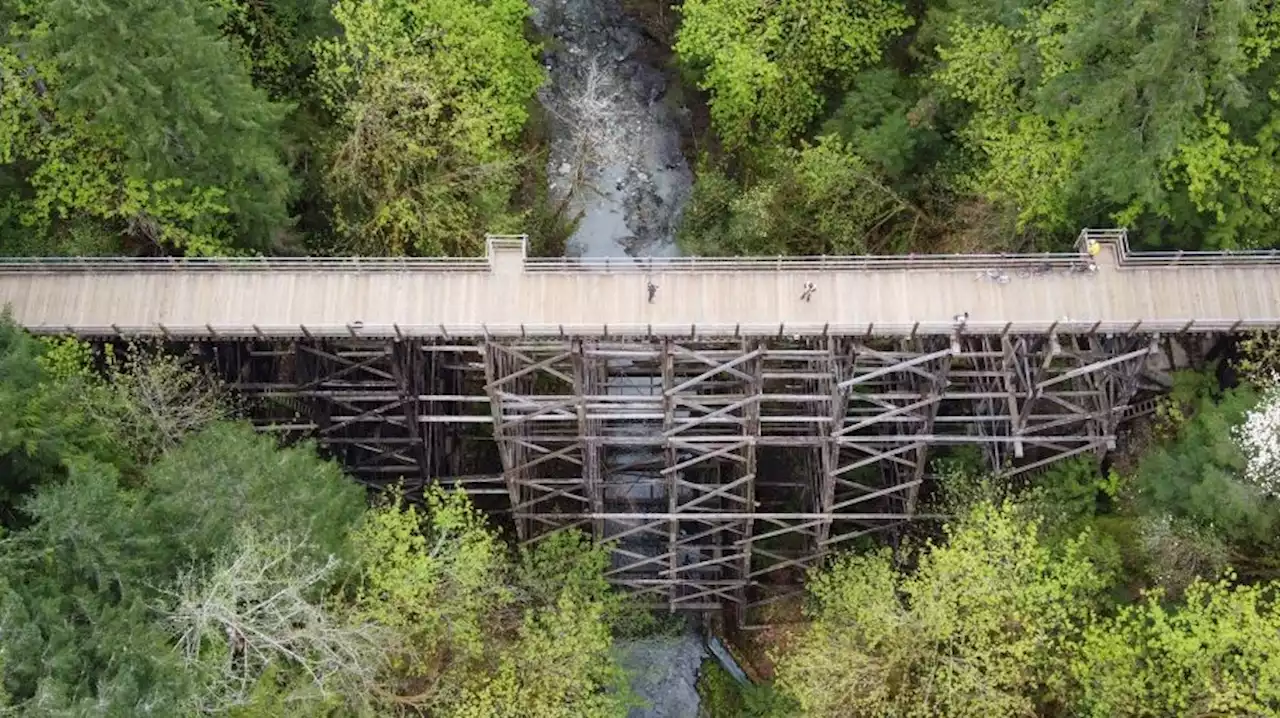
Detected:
left=1073, top=576, right=1280, bottom=717
left=775, top=501, right=1107, bottom=716
left=1136, top=384, right=1279, bottom=548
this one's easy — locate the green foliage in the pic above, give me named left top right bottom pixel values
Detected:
left=215, top=0, right=335, bottom=99
left=1153, top=368, right=1221, bottom=438
left=0, top=416, right=371, bottom=714
left=934, top=0, right=1280, bottom=247
left=0, top=584, right=193, bottom=714
left=1240, top=330, right=1280, bottom=388
left=35, top=334, right=95, bottom=381
left=0, top=459, right=198, bottom=713
left=675, top=0, right=912, bottom=148
left=1024, top=458, right=1127, bottom=579
left=1135, top=383, right=1278, bottom=547
left=929, top=447, right=1013, bottom=515
left=1073, top=575, right=1280, bottom=716
left=696, top=659, right=742, bottom=717
left=451, top=591, right=631, bottom=718
left=517, top=529, right=621, bottom=623
left=0, top=321, right=120, bottom=519
left=516, top=528, right=663, bottom=639
left=92, top=341, right=231, bottom=465
left=224, top=664, right=347, bottom=718
left=1136, top=513, right=1232, bottom=600
left=141, top=422, right=367, bottom=569
left=315, top=0, right=543, bottom=256
left=822, top=68, right=944, bottom=184
left=1, top=320, right=631, bottom=716
left=351, top=488, right=632, bottom=716
left=679, top=138, right=915, bottom=256
left=1031, top=458, right=1110, bottom=528
left=352, top=488, right=512, bottom=676
left=1, top=0, right=294, bottom=254
left=775, top=500, right=1107, bottom=717
left=3, top=329, right=229, bottom=505
left=696, top=660, right=794, bottom=718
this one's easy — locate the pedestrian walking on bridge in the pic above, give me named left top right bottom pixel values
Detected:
left=1083, top=236, right=1101, bottom=272
left=800, top=282, right=816, bottom=302
left=647, top=281, right=658, bottom=303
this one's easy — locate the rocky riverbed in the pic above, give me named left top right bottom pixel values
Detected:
left=615, top=633, right=706, bottom=718
left=529, top=0, right=703, bottom=713
left=529, top=0, right=692, bottom=259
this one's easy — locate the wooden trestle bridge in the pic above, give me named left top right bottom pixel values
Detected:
left=3, top=228, right=1280, bottom=618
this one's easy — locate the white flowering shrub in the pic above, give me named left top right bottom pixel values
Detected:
left=1233, top=388, right=1280, bottom=497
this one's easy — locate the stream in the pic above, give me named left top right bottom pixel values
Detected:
left=528, top=0, right=702, bottom=713
left=530, top=0, right=692, bottom=258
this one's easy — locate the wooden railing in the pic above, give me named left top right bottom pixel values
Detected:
left=0, top=256, right=492, bottom=273
left=32, top=318, right=1269, bottom=340
left=2, top=228, right=1280, bottom=274
left=1083, top=228, right=1280, bottom=266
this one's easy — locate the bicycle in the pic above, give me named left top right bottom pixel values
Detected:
left=976, top=268, right=1010, bottom=284
left=1016, top=262, right=1053, bottom=278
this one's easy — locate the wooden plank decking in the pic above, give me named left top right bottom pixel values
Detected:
left=2, top=232, right=1279, bottom=337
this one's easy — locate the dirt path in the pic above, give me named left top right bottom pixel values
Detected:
left=530, top=0, right=692, bottom=259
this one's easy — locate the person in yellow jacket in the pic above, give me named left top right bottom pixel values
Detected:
left=1082, top=237, right=1101, bottom=271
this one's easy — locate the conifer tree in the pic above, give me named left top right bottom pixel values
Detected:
left=0, top=0, right=294, bottom=254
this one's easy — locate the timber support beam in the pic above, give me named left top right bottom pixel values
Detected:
left=181, top=330, right=1168, bottom=615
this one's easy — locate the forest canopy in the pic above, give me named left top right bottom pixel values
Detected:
left=0, top=318, right=637, bottom=716
left=675, top=0, right=1280, bottom=254
left=7, top=316, right=1280, bottom=717
left=4, top=0, right=1280, bottom=258
left=4, top=0, right=1280, bottom=716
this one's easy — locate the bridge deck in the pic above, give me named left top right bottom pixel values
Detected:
left=3, top=231, right=1280, bottom=337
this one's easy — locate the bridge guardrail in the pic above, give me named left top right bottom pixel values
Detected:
left=0, top=256, right=492, bottom=273
left=1080, top=228, right=1280, bottom=266
left=22, top=318, right=1280, bottom=339
left=524, top=229, right=1280, bottom=271
left=521, top=252, right=1085, bottom=272
left=0, top=251, right=1088, bottom=273
left=3, top=228, right=1280, bottom=273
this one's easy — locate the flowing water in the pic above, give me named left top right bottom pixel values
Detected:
left=529, top=0, right=702, bottom=713
left=529, top=0, right=692, bottom=259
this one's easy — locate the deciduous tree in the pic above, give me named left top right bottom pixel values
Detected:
left=1073, top=576, right=1280, bottom=716
left=775, top=501, right=1106, bottom=717
left=164, top=528, right=387, bottom=714
left=350, top=489, right=632, bottom=716
left=675, top=0, right=912, bottom=149
left=315, top=0, right=543, bottom=256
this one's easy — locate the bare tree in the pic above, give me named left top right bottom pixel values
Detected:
left=1138, top=514, right=1232, bottom=599
left=161, top=528, right=389, bottom=714
left=549, top=59, right=634, bottom=185
left=97, top=341, right=229, bottom=462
